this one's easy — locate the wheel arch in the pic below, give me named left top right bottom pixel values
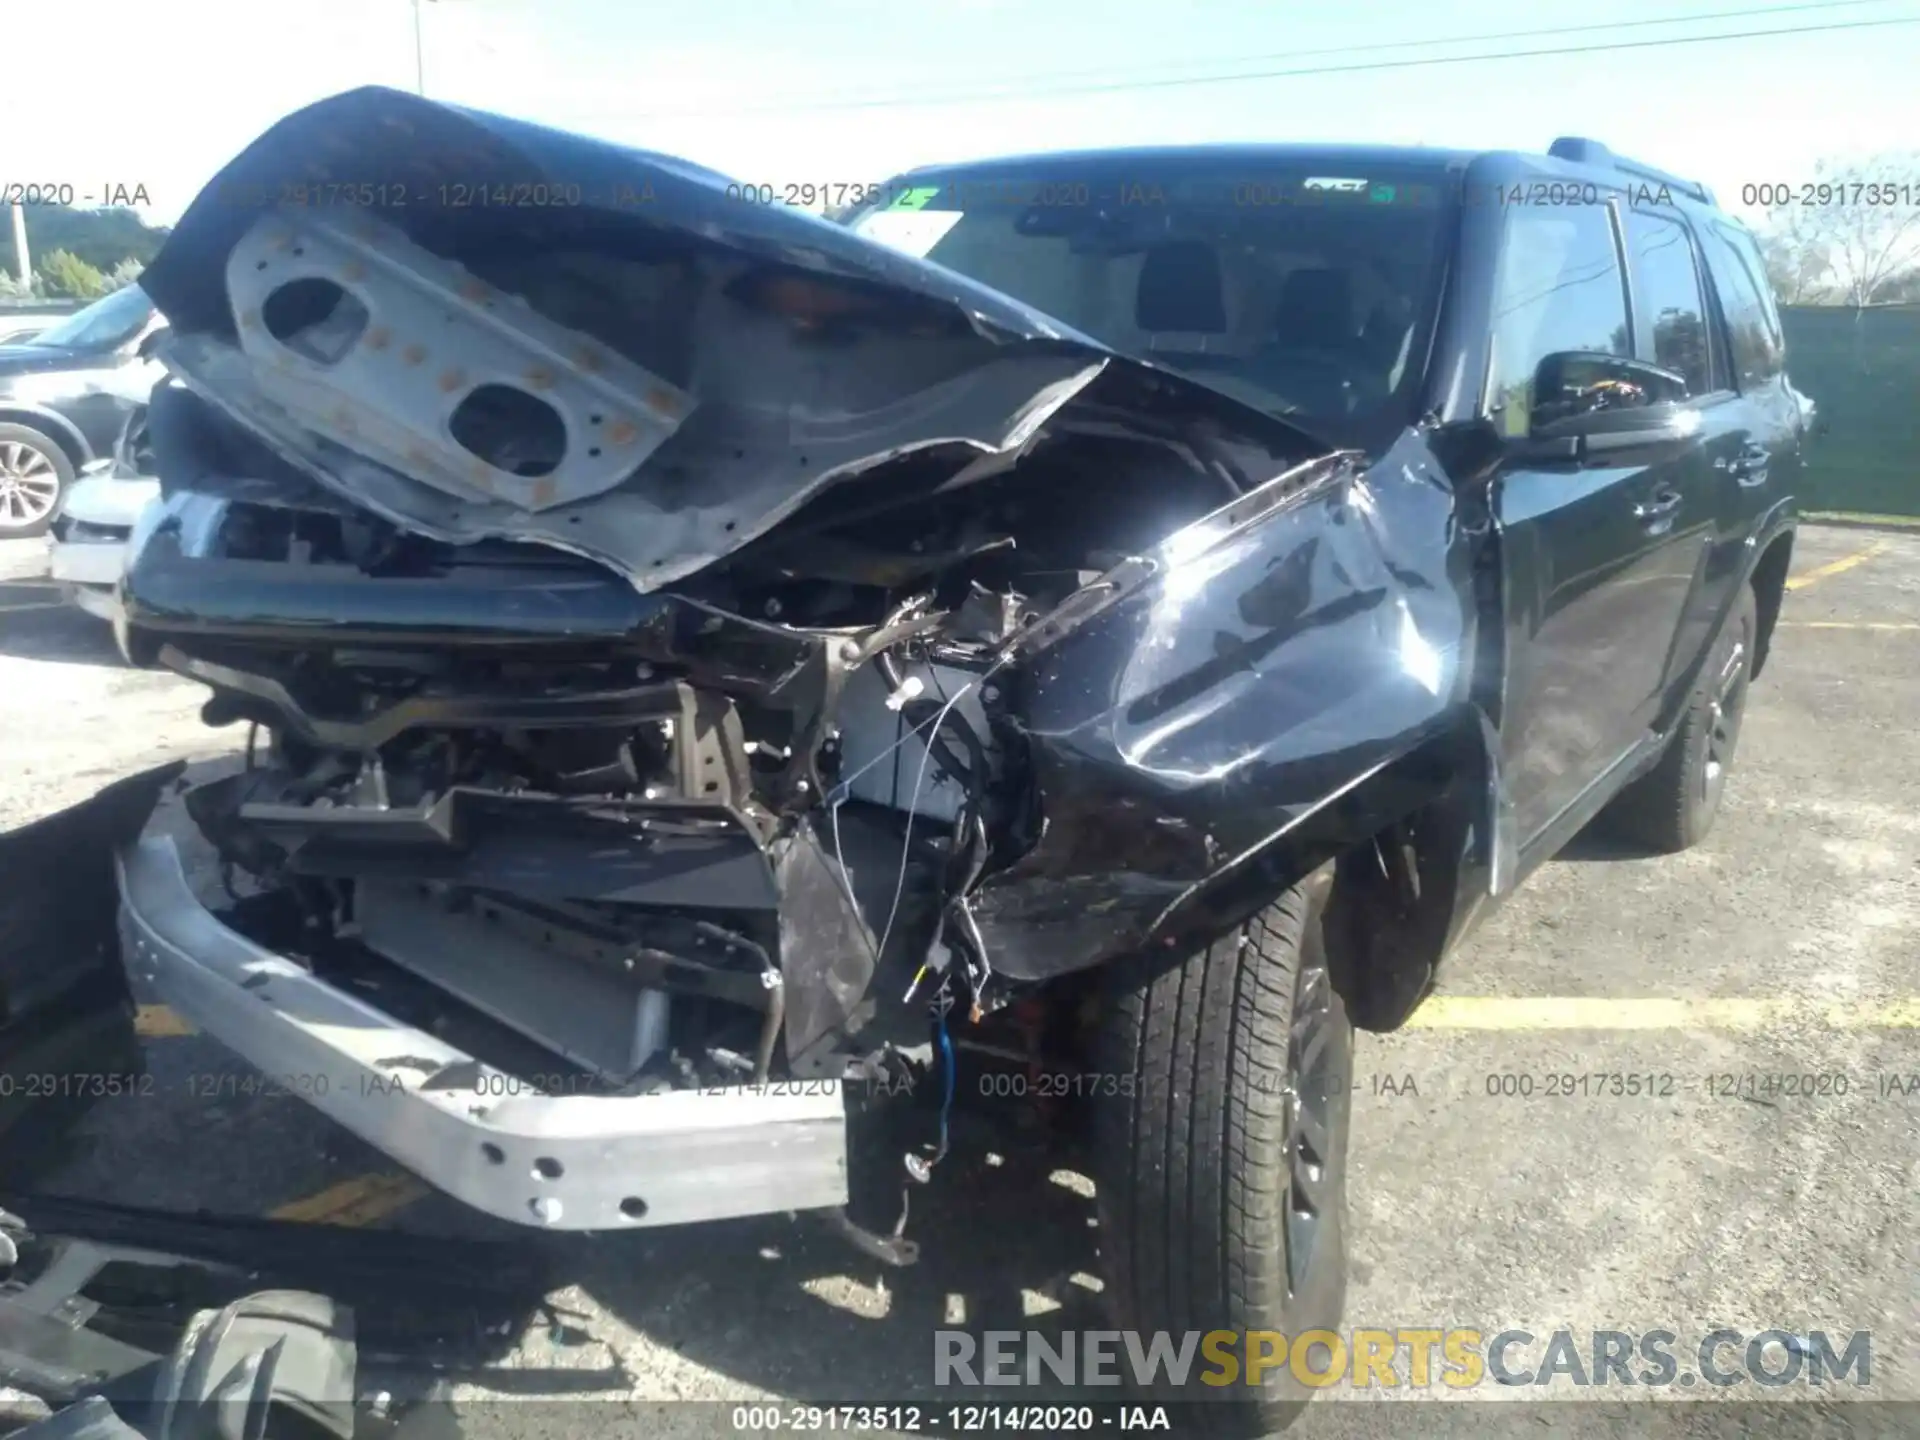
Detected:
left=0, top=405, right=92, bottom=470
left=1144, top=709, right=1501, bottom=1033
left=1748, top=527, right=1794, bottom=680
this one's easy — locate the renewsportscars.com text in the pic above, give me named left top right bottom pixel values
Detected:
left=933, top=1327, right=1872, bottom=1390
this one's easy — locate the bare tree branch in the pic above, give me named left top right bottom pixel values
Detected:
left=1760, top=152, right=1920, bottom=308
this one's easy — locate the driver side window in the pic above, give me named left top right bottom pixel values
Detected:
left=1485, top=202, right=1631, bottom=437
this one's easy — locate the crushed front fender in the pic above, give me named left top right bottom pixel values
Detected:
left=974, top=431, right=1495, bottom=982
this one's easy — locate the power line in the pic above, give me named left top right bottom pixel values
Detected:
left=654, top=0, right=1901, bottom=116
left=624, top=10, right=1920, bottom=121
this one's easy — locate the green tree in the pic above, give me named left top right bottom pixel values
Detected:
left=0, top=206, right=169, bottom=278
left=1762, top=152, right=1920, bottom=308
left=37, top=249, right=109, bottom=300
left=1757, top=231, right=1833, bottom=305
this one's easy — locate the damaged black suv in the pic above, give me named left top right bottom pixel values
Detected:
left=10, top=89, right=1802, bottom=1435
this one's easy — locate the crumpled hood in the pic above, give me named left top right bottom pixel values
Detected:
left=138, top=86, right=1323, bottom=591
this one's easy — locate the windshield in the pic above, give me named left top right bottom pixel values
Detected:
left=847, top=162, right=1454, bottom=450
left=28, top=283, right=153, bottom=352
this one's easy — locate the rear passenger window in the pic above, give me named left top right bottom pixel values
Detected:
left=1700, top=224, right=1785, bottom=388
left=1623, top=209, right=1712, bottom=397
left=1486, top=205, right=1630, bottom=437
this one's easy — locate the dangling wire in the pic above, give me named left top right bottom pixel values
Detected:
left=931, top=1001, right=956, bottom=1168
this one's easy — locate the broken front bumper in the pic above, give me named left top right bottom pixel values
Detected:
left=115, top=834, right=849, bottom=1231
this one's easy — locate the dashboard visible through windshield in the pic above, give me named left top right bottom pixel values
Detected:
left=27, top=283, right=153, bottom=353
left=848, top=163, right=1455, bottom=450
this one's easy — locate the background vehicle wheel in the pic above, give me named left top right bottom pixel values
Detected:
left=1601, top=585, right=1758, bottom=855
left=1091, top=877, right=1352, bottom=1435
left=0, top=424, right=75, bottom=538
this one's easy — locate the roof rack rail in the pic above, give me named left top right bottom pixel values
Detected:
left=1546, top=136, right=1716, bottom=207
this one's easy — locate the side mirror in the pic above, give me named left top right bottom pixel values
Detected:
left=1519, top=351, right=1698, bottom=459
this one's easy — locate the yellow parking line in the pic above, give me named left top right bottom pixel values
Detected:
left=1407, top=997, right=1920, bottom=1030
left=1777, top=621, right=1920, bottom=631
left=268, top=1173, right=430, bottom=1226
left=134, top=1004, right=195, bottom=1037
left=1785, top=542, right=1886, bottom=591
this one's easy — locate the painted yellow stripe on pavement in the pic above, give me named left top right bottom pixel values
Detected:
left=1778, top=621, right=1920, bottom=631
left=1785, top=542, right=1886, bottom=591
left=135, top=1004, right=195, bottom=1037
left=1407, top=997, right=1920, bottom=1030
left=269, top=1173, right=430, bottom=1226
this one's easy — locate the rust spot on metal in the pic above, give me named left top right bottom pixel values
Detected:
left=531, top=478, right=558, bottom=507
left=607, top=420, right=638, bottom=446
left=402, top=343, right=427, bottom=365
left=437, top=368, right=467, bottom=393
left=646, top=387, right=681, bottom=416
left=273, top=233, right=295, bottom=251
left=342, top=259, right=367, bottom=282
left=240, top=311, right=261, bottom=330
left=458, top=278, right=488, bottom=302
left=525, top=366, right=555, bottom=390
left=363, top=326, right=391, bottom=351
left=575, top=346, right=605, bottom=373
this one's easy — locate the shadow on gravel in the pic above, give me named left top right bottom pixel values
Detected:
left=1554, top=824, right=1661, bottom=864
left=0, top=579, right=127, bottom=668
left=553, top=1102, right=1110, bottom=1409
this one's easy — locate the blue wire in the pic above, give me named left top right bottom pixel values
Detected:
left=935, top=1009, right=956, bottom=1157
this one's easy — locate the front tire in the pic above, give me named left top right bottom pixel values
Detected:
left=1601, top=585, right=1758, bottom=854
left=0, top=423, right=74, bottom=538
left=1091, top=879, right=1352, bottom=1435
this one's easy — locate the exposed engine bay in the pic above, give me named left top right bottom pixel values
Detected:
left=152, top=431, right=1280, bottom=1093
left=100, top=86, right=1486, bottom=1228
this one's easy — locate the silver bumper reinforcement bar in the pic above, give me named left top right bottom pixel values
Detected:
left=115, top=835, right=849, bottom=1230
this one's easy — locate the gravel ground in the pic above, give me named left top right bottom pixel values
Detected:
left=2, top=525, right=1916, bottom=1439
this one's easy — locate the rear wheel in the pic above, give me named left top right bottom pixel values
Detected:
left=1091, top=878, right=1352, bottom=1435
left=1602, top=585, right=1757, bottom=854
left=0, top=423, right=74, bottom=538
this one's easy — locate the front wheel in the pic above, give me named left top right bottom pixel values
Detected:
left=1090, top=879, right=1352, bottom=1435
left=1601, top=584, right=1758, bottom=854
left=0, top=423, right=74, bottom=538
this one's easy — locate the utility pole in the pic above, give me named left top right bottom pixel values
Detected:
left=8, top=204, right=27, bottom=288
left=413, top=0, right=427, bottom=95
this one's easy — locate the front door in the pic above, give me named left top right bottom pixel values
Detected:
left=1487, top=197, right=1713, bottom=846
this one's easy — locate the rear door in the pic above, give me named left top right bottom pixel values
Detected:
left=1614, top=202, right=1738, bottom=726
left=1696, top=219, right=1804, bottom=523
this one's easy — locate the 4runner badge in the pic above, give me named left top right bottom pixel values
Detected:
left=1303, top=176, right=1370, bottom=192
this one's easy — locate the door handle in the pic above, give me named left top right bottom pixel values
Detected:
left=1730, top=443, right=1772, bottom=486
left=1633, top=489, right=1682, bottom=522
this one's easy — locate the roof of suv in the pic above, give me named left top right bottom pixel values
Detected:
left=896, top=136, right=1719, bottom=211
left=900, top=142, right=1482, bottom=176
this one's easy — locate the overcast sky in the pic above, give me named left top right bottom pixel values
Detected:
left=5, top=0, right=1916, bottom=227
